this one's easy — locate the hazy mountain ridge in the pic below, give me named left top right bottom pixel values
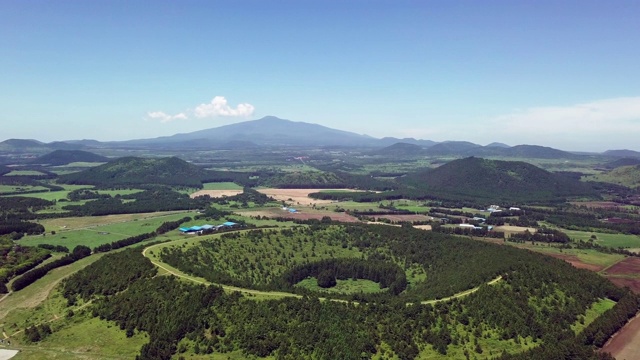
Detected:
left=1, top=117, right=637, bottom=156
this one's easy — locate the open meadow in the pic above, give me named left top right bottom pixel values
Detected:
left=18, top=211, right=192, bottom=249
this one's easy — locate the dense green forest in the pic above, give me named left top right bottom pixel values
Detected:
left=54, top=232, right=636, bottom=360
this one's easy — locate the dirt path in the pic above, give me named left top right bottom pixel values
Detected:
left=142, top=239, right=502, bottom=304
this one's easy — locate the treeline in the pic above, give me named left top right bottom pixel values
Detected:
left=11, top=245, right=91, bottom=291
left=66, top=188, right=111, bottom=201
left=37, top=244, right=69, bottom=252
left=0, top=196, right=54, bottom=219
left=0, top=219, right=45, bottom=238
left=62, top=187, right=211, bottom=216
left=93, top=216, right=190, bottom=253
left=509, top=227, right=570, bottom=243
left=431, top=223, right=505, bottom=239
left=199, top=187, right=273, bottom=206
left=282, top=257, right=407, bottom=295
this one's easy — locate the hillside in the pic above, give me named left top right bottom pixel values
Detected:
left=58, top=156, right=210, bottom=187
left=32, top=150, right=108, bottom=166
left=370, top=142, right=425, bottom=156
left=603, top=149, right=640, bottom=158
left=603, top=158, right=640, bottom=169
left=424, top=141, right=482, bottom=155
left=586, top=165, right=640, bottom=188
left=402, top=157, right=595, bottom=202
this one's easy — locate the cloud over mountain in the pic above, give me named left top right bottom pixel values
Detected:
left=148, top=96, right=255, bottom=123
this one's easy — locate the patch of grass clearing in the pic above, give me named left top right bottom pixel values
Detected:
left=295, top=277, right=386, bottom=294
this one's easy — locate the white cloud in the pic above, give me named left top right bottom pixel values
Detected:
left=194, top=96, right=255, bottom=118
left=493, top=97, right=640, bottom=135
left=147, top=111, right=188, bottom=123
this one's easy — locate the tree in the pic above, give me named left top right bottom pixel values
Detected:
left=317, top=270, right=336, bottom=288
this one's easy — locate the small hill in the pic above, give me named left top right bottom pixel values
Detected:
left=603, top=158, right=640, bottom=169
left=32, top=150, right=109, bottom=166
left=424, top=141, right=482, bottom=155
left=47, top=141, right=86, bottom=150
left=370, top=142, right=424, bottom=156
left=486, top=142, right=510, bottom=148
left=58, top=156, right=209, bottom=187
left=586, top=165, right=640, bottom=188
left=603, top=149, right=640, bottom=158
left=377, top=137, right=436, bottom=147
left=502, top=145, right=579, bottom=159
left=0, top=139, right=44, bottom=148
left=402, top=157, right=594, bottom=202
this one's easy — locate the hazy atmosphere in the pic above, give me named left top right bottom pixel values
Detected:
left=2, top=0, right=639, bottom=151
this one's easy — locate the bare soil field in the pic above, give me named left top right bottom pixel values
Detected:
left=601, top=314, right=640, bottom=360
left=366, top=222, right=400, bottom=227
left=190, top=189, right=244, bottom=198
left=607, top=277, right=640, bottom=294
left=494, top=225, right=537, bottom=234
left=374, top=214, right=433, bottom=222
left=240, top=208, right=360, bottom=223
left=545, top=253, right=604, bottom=272
left=605, top=257, right=640, bottom=276
left=414, top=225, right=433, bottom=231
left=255, top=188, right=355, bottom=205
left=570, top=201, right=625, bottom=209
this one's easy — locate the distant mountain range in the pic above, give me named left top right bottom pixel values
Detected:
left=1, top=116, right=638, bottom=158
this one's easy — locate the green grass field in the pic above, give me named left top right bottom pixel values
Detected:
left=512, top=243, right=625, bottom=269
left=571, top=298, right=616, bottom=334
left=19, top=212, right=192, bottom=249
left=0, top=184, right=50, bottom=194
left=11, top=316, right=149, bottom=360
left=4, top=185, right=93, bottom=202
left=202, top=182, right=243, bottom=190
left=4, top=170, right=48, bottom=176
left=562, top=229, right=640, bottom=249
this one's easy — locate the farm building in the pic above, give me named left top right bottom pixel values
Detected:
left=288, top=208, right=298, bottom=213
left=179, top=222, right=238, bottom=234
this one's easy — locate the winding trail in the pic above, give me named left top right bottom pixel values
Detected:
left=142, top=238, right=502, bottom=304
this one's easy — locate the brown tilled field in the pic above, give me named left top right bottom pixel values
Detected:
left=605, top=257, right=640, bottom=276
left=601, top=314, right=640, bottom=360
left=255, top=188, right=355, bottom=205
left=374, top=214, right=433, bottom=222
left=607, top=277, right=640, bottom=294
left=240, top=208, right=360, bottom=223
left=571, top=201, right=625, bottom=209
left=190, top=189, right=244, bottom=198
left=545, top=253, right=604, bottom=272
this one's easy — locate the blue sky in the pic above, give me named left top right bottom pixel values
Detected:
left=2, top=0, right=639, bottom=151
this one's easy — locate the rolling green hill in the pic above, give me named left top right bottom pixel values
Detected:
left=586, top=165, right=640, bottom=188
left=58, top=156, right=209, bottom=187
left=32, top=150, right=109, bottom=166
left=402, top=157, right=595, bottom=202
